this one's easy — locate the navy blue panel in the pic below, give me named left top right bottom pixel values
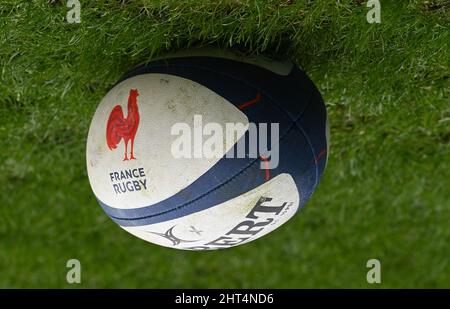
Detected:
left=296, top=89, right=329, bottom=182
left=99, top=56, right=327, bottom=226
left=118, top=57, right=314, bottom=121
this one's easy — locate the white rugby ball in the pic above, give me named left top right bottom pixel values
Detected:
left=86, top=50, right=328, bottom=250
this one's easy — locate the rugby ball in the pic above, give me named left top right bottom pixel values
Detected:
left=86, top=49, right=328, bottom=250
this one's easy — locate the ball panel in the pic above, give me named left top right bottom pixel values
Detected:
left=296, top=87, right=329, bottom=184
left=120, top=173, right=299, bottom=250
left=87, top=73, right=249, bottom=209
left=119, top=56, right=313, bottom=121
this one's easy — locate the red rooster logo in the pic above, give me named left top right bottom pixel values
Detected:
left=106, top=89, right=140, bottom=161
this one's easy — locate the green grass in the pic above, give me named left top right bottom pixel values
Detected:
left=0, top=0, right=449, bottom=288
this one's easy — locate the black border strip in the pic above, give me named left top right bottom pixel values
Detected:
left=0, top=289, right=449, bottom=307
